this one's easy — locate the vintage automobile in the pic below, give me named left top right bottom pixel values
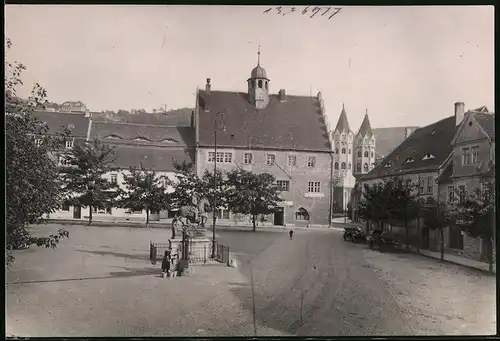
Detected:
left=343, top=226, right=367, bottom=243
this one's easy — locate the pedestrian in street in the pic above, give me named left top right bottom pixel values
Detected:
left=161, top=250, right=171, bottom=278
left=289, top=229, right=294, bottom=240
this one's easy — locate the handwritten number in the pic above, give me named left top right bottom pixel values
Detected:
left=263, top=7, right=272, bottom=14
left=276, top=6, right=282, bottom=14
left=302, top=6, right=310, bottom=14
left=310, top=6, right=321, bottom=18
left=328, top=8, right=342, bottom=19
left=322, top=7, right=331, bottom=16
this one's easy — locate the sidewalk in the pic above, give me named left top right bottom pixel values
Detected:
left=409, top=246, right=496, bottom=274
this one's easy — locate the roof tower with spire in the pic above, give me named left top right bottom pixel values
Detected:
left=357, top=109, right=373, bottom=138
left=334, top=104, right=352, bottom=134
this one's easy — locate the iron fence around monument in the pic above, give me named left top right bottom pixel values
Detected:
left=149, top=240, right=230, bottom=266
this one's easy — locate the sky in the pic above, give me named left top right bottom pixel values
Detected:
left=5, top=5, right=494, bottom=130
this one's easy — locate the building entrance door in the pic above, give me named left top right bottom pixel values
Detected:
left=73, top=205, right=81, bottom=219
left=273, top=207, right=284, bottom=226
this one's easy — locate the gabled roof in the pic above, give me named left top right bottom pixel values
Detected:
left=197, top=90, right=331, bottom=151
left=357, top=112, right=373, bottom=138
left=334, top=106, right=352, bottom=134
left=473, top=112, right=495, bottom=139
left=372, top=126, right=420, bottom=158
left=90, top=121, right=195, bottom=146
left=32, top=111, right=90, bottom=137
left=471, top=106, right=489, bottom=113
left=91, top=108, right=193, bottom=127
left=108, top=145, right=194, bottom=172
left=362, top=116, right=456, bottom=180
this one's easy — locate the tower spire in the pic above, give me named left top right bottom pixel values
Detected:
left=257, top=45, right=261, bottom=66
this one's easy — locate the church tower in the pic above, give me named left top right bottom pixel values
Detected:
left=247, top=46, right=270, bottom=109
left=353, top=110, right=376, bottom=177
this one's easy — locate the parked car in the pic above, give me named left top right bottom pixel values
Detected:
left=368, top=230, right=396, bottom=250
left=343, top=227, right=366, bottom=243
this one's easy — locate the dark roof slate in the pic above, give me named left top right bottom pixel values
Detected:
left=362, top=116, right=456, bottom=180
left=473, top=112, right=495, bottom=139
left=334, top=106, right=352, bottom=134
left=357, top=113, right=373, bottom=137
left=90, top=121, right=195, bottom=146
left=91, top=108, right=193, bottom=127
left=197, top=90, right=331, bottom=151
left=32, top=111, right=90, bottom=137
left=108, top=145, right=194, bottom=172
left=437, top=162, right=453, bottom=183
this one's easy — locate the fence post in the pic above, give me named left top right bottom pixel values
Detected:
left=226, top=246, right=230, bottom=266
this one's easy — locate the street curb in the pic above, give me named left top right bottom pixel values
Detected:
left=415, top=251, right=495, bottom=275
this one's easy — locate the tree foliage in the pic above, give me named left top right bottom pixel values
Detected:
left=118, top=167, right=172, bottom=227
left=60, top=139, right=118, bottom=225
left=421, top=197, right=450, bottom=260
left=5, top=37, right=70, bottom=266
left=225, top=170, right=281, bottom=231
left=355, top=182, right=392, bottom=231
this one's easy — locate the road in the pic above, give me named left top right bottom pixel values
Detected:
left=217, top=227, right=496, bottom=336
left=6, top=224, right=496, bottom=337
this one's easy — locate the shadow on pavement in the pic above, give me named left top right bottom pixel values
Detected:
left=75, top=249, right=148, bottom=261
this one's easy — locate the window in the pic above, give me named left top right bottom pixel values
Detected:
left=59, top=156, right=71, bottom=166
left=276, top=180, right=290, bottom=192
left=357, top=150, right=362, bottom=157
left=295, top=208, right=310, bottom=221
left=422, top=153, right=435, bottom=160
left=418, top=178, right=424, bottom=194
left=341, top=148, right=346, bottom=154
left=208, top=152, right=215, bottom=162
left=35, top=138, right=43, bottom=147
left=244, top=152, right=253, bottom=164
left=265, top=81, right=268, bottom=90
left=258, top=80, right=263, bottom=88
left=384, top=163, right=391, bottom=168
left=406, top=179, right=412, bottom=188
left=334, top=162, right=339, bottom=170
left=348, top=149, right=351, bottom=154
left=335, top=148, right=339, bottom=154
left=65, top=140, right=74, bottom=149
left=461, top=147, right=470, bottom=165
left=458, top=185, right=466, bottom=203
left=224, top=152, right=232, bottom=163
left=348, top=163, right=351, bottom=170
left=426, top=176, right=433, bottom=194
left=266, top=154, right=275, bottom=165
left=364, top=151, right=369, bottom=157
left=288, top=155, right=297, bottom=166
left=371, top=152, right=374, bottom=157
left=363, top=163, right=368, bottom=171
left=482, top=182, right=491, bottom=200
left=471, top=146, right=479, bottom=164
left=62, top=203, right=70, bottom=211
left=447, top=186, right=455, bottom=203
left=308, top=181, right=321, bottom=193
left=341, top=162, right=346, bottom=170
left=356, top=163, right=361, bottom=172
left=406, top=158, right=415, bottom=163
left=110, top=173, right=118, bottom=184
left=307, top=156, right=316, bottom=168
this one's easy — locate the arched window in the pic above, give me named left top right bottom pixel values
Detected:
left=356, top=163, right=361, bottom=172
left=335, top=148, right=339, bottom=154
left=295, top=207, right=310, bottom=221
left=371, top=152, right=374, bottom=157
left=334, top=162, right=339, bottom=170
left=341, top=162, right=346, bottom=169
left=364, top=151, right=369, bottom=157
left=364, top=163, right=368, bottom=171
left=348, top=163, right=351, bottom=169
left=265, top=81, right=268, bottom=90
left=342, top=148, right=346, bottom=154
left=258, top=80, right=263, bottom=88
left=357, top=150, right=362, bottom=157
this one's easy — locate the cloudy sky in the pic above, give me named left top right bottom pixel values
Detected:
left=5, top=5, right=494, bottom=130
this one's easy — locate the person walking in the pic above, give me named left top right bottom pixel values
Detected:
left=161, top=250, right=171, bottom=278
left=289, top=229, right=294, bottom=240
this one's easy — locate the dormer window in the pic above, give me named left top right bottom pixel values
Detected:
left=258, top=80, right=263, bottom=88
left=134, top=137, right=150, bottom=142
left=430, top=130, right=436, bottom=136
left=105, top=135, right=123, bottom=140
left=65, top=140, right=74, bottom=149
left=384, top=162, right=392, bottom=168
left=160, top=138, right=178, bottom=143
left=422, top=154, right=435, bottom=160
left=405, top=157, right=415, bottom=163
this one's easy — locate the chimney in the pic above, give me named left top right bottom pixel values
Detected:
left=191, top=110, right=195, bottom=128
left=317, top=91, right=322, bottom=102
left=279, top=89, right=286, bottom=102
left=454, top=102, right=465, bottom=126
left=405, top=128, right=412, bottom=139
left=206, top=78, right=211, bottom=95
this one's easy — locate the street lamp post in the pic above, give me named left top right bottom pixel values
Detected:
left=212, top=110, right=225, bottom=259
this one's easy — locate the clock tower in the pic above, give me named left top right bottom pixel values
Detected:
left=247, top=46, right=270, bottom=109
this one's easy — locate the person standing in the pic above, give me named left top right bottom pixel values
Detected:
left=289, top=229, right=294, bottom=240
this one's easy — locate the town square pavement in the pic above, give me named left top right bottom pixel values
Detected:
left=6, top=223, right=496, bottom=337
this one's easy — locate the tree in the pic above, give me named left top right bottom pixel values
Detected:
left=387, top=177, right=420, bottom=249
left=226, top=170, right=281, bottom=231
left=453, top=168, right=495, bottom=271
left=60, top=139, right=118, bottom=226
left=421, top=197, right=450, bottom=261
left=200, top=169, right=228, bottom=219
left=5, top=37, right=70, bottom=267
left=355, top=182, right=392, bottom=232
left=118, top=167, right=172, bottom=227
left=173, top=159, right=195, bottom=175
